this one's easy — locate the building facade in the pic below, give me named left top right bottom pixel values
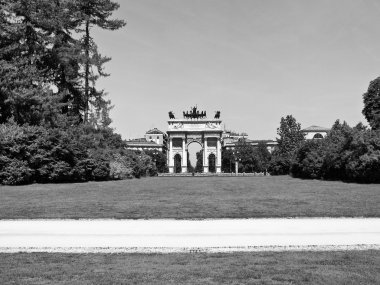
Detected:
left=302, top=125, right=330, bottom=140
left=125, top=128, right=166, bottom=152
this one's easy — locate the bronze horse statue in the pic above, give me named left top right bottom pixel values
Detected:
left=214, top=111, right=220, bottom=119
left=169, top=111, right=175, bottom=119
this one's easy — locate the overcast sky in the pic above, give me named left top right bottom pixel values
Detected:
left=94, top=0, right=380, bottom=140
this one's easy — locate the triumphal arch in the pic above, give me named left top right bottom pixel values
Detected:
left=167, top=106, right=222, bottom=173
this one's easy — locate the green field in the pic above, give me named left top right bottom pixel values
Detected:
left=1, top=251, right=379, bottom=284
left=0, top=176, right=378, bottom=219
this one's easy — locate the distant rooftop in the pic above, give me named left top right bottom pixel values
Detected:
left=302, top=125, right=330, bottom=132
left=126, top=138, right=162, bottom=146
left=146, top=128, right=165, bottom=135
left=128, top=138, right=147, bottom=142
left=223, top=130, right=248, bottom=137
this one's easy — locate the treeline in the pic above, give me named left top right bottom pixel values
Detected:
left=0, top=122, right=159, bottom=185
left=268, top=77, right=380, bottom=183
left=269, top=118, right=380, bottom=183
left=0, top=1, right=162, bottom=185
left=222, top=141, right=271, bottom=173
left=291, top=121, right=380, bottom=183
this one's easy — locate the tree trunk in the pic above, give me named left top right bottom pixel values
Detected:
left=84, top=19, right=90, bottom=123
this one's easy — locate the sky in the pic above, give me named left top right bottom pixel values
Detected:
left=93, top=0, right=380, bottom=140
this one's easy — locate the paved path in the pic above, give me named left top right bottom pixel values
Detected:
left=1, top=218, right=379, bottom=253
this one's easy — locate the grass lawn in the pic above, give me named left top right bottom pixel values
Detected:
left=0, top=176, right=379, bottom=219
left=0, top=251, right=379, bottom=284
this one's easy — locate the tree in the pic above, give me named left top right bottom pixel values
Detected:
left=363, top=77, right=380, bottom=130
left=269, top=115, right=304, bottom=175
left=0, top=0, right=126, bottom=127
left=291, top=139, right=325, bottom=179
left=221, top=148, right=235, bottom=173
left=195, top=150, right=203, bottom=173
left=276, top=115, right=305, bottom=156
left=74, top=0, right=125, bottom=126
left=254, top=142, right=272, bottom=172
left=145, top=150, right=167, bottom=173
left=235, top=139, right=257, bottom=173
left=320, top=120, right=353, bottom=180
left=0, top=0, right=58, bottom=125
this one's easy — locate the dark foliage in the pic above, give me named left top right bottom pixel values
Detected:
left=268, top=154, right=292, bottom=175
left=195, top=150, right=203, bottom=173
left=363, top=77, right=380, bottom=130
left=0, top=123, right=158, bottom=185
left=221, top=141, right=272, bottom=173
left=291, top=121, right=380, bottom=183
left=145, top=150, right=168, bottom=174
left=0, top=123, right=113, bottom=184
left=291, top=140, right=324, bottom=179
left=269, top=115, right=304, bottom=175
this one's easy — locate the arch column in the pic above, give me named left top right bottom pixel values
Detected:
left=182, top=137, right=187, bottom=173
left=216, top=138, right=221, bottom=173
left=168, top=138, right=174, bottom=173
left=203, top=137, right=208, bottom=173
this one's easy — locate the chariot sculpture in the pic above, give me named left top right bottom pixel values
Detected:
left=183, top=106, right=206, bottom=119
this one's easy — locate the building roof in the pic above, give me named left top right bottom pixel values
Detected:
left=146, top=128, right=165, bottom=135
left=127, top=140, right=157, bottom=145
left=125, top=139, right=163, bottom=148
left=302, top=125, right=330, bottom=132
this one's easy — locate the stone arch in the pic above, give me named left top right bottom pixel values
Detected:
left=186, top=139, right=203, bottom=149
left=167, top=110, right=223, bottom=174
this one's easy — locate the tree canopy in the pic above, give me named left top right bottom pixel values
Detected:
left=0, top=0, right=125, bottom=127
left=363, top=77, right=380, bottom=130
left=276, top=115, right=305, bottom=156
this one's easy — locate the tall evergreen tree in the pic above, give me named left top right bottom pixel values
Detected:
left=42, top=0, right=84, bottom=125
left=74, top=0, right=125, bottom=126
left=0, top=0, right=54, bottom=125
left=0, top=0, right=125, bottom=127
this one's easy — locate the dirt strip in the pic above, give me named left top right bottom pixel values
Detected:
left=1, top=218, right=379, bottom=253
left=1, top=244, right=380, bottom=254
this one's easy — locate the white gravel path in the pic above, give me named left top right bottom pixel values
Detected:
left=0, top=218, right=379, bottom=253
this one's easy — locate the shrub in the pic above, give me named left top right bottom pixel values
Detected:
left=91, top=160, right=110, bottom=181
left=38, top=161, right=72, bottom=183
left=268, top=155, right=292, bottom=175
left=109, top=153, right=134, bottom=180
left=345, top=150, right=380, bottom=183
left=291, top=140, right=324, bottom=179
left=0, top=159, right=33, bottom=185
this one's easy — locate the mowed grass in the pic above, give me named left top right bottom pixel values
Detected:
left=0, top=251, right=379, bottom=284
left=0, top=176, right=379, bottom=219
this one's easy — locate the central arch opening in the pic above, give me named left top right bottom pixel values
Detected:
left=187, top=142, right=203, bottom=173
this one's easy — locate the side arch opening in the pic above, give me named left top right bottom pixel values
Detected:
left=174, top=153, right=182, bottom=173
left=208, top=153, right=216, bottom=173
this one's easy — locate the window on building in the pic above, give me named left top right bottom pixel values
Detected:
left=313, top=133, right=323, bottom=139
